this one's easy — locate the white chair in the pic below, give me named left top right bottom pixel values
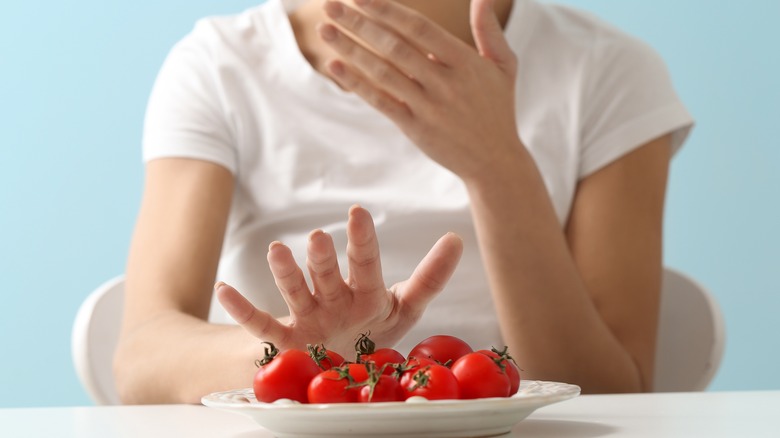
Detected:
left=653, top=268, right=725, bottom=392
left=71, top=275, right=124, bottom=405
left=72, top=268, right=725, bottom=404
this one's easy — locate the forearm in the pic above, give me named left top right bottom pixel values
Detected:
left=464, top=149, right=644, bottom=393
left=114, top=310, right=261, bottom=404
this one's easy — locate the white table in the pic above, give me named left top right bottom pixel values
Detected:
left=1, top=391, right=778, bottom=438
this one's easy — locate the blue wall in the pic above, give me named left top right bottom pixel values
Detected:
left=0, top=0, right=777, bottom=407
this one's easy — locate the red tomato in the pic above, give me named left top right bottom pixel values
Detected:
left=398, top=363, right=460, bottom=400
left=408, top=335, right=473, bottom=366
left=355, top=332, right=405, bottom=375
left=387, top=356, right=437, bottom=381
left=253, top=345, right=321, bottom=403
left=358, top=374, right=404, bottom=403
left=307, top=368, right=356, bottom=403
left=346, top=363, right=370, bottom=384
left=360, top=348, right=406, bottom=375
left=307, top=344, right=345, bottom=371
left=451, top=352, right=510, bottom=399
left=387, top=356, right=438, bottom=390
left=477, top=347, right=521, bottom=395
left=404, top=356, right=439, bottom=368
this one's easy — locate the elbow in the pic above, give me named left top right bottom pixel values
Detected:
left=593, top=370, right=649, bottom=394
left=113, top=337, right=163, bottom=405
left=582, top=379, right=647, bottom=395
left=571, top=361, right=650, bottom=394
left=113, top=338, right=202, bottom=405
left=113, top=341, right=140, bottom=405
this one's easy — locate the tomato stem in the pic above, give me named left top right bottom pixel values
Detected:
left=490, top=345, right=523, bottom=371
left=307, top=343, right=333, bottom=370
left=407, top=366, right=432, bottom=392
left=330, top=366, right=355, bottom=384
left=356, top=362, right=381, bottom=402
left=354, top=331, right=376, bottom=362
left=254, top=342, right=280, bottom=367
left=389, top=359, right=415, bottom=381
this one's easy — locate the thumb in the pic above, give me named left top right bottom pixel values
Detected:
left=215, top=281, right=289, bottom=342
left=470, top=0, right=516, bottom=74
left=396, top=232, right=464, bottom=315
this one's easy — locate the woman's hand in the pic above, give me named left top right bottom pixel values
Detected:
left=216, top=205, right=463, bottom=356
left=318, top=0, right=521, bottom=180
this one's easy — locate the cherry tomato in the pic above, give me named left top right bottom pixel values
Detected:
left=359, top=374, right=404, bottom=403
left=307, top=344, right=346, bottom=371
left=355, top=332, right=405, bottom=374
left=360, top=348, right=406, bottom=375
left=404, top=356, right=439, bottom=368
left=390, top=356, right=436, bottom=379
left=399, top=363, right=460, bottom=400
left=408, top=335, right=473, bottom=366
left=253, top=344, right=321, bottom=403
left=346, top=363, right=370, bottom=384
left=477, top=347, right=521, bottom=395
left=307, top=368, right=356, bottom=403
left=451, top=352, right=510, bottom=399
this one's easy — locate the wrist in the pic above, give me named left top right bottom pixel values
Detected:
left=460, top=138, right=535, bottom=192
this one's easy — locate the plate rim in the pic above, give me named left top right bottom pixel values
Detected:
left=201, top=380, right=581, bottom=438
left=201, top=379, right=581, bottom=412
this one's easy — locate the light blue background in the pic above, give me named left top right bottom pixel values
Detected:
left=1, top=0, right=777, bottom=407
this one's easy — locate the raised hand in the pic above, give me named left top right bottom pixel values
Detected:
left=216, top=205, right=463, bottom=356
left=317, top=0, right=521, bottom=180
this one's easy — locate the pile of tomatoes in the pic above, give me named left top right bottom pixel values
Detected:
left=252, top=334, right=521, bottom=404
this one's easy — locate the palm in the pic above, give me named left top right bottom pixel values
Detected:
left=216, top=206, right=462, bottom=357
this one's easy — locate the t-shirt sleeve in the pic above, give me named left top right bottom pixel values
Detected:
left=142, top=24, right=238, bottom=174
left=578, top=35, right=694, bottom=178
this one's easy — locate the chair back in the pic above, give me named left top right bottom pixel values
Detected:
left=653, top=268, right=725, bottom=392
left=71, top=275, right=124, bottom=405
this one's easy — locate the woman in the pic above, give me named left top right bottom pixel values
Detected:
left=115, top=0, right=693, bottom=403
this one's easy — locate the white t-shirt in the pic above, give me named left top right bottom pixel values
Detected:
left=143, top=0, right=693, bottom=355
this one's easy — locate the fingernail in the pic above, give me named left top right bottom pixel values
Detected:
left=308, top=229, right=325, bottom=241
left=214, top=281, right=227, bottom=291
left=328, top=60, right=346, bottom=77
left=323, top=0, right=344, bottom=18
left=318, top=23, right=338, bottom=42
left=268, top=241, right=283, bottom=251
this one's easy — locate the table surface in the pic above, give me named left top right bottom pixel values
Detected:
left=2, top=390, right=778, bottom=438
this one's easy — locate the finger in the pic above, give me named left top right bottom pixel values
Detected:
left=324, top=0, right=457, bottom=78
left=306, top=229, right=345, bottom=303
left=470, top=0, right=517, bottom=74
left=267, top=241, right=317, bottom=317
left=345, top=205, right=385, bottom=293
left=326, top=58, right=414, bottom=125
left=351, top=0, right=468, bottom=67
left=396, top=232, right=464, bottom=318
left=215, top=282, right=290, bottom=342
left=317, top=22, right=425, bottom=105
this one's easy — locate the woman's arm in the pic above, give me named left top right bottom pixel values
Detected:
left=318, top=0, right=670, bottom=392
left=115, top=158, right=464, bottom=404
left=115, top=158, right=263, bottom=404
left=467, top=134, right=670, bottom=393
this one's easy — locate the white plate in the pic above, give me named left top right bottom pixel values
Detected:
left=201, top=380, right=580, bottom=438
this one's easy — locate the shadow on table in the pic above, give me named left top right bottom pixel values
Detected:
left=227, top=419, right=617, bottom=438
left=514, top=419, right=617, bottom=437
left=228, top=431, right=271, bottom=438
